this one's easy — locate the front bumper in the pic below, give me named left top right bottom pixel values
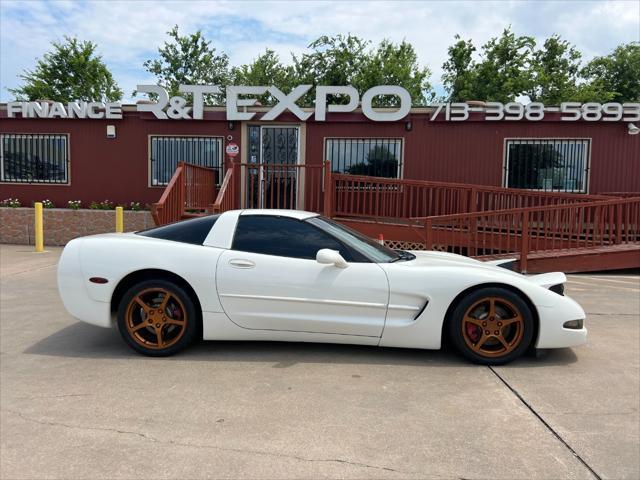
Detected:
left=535, top=294, right=587, bottom=349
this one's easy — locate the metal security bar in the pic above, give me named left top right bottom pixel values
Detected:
left=150, top=136, right=223, bottom=186
left=505, top=139, right=590, bottom=193
left=325, top=138, right=402, bottom=178
left=0, top=134, right=69, bottom=183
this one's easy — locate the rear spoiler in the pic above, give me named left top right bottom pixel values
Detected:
left=483, top=258, right=517, bottom=271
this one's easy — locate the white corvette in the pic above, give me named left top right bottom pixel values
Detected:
left=57, top=209, right=587, bottom=364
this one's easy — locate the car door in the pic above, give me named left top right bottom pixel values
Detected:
left=216, top=215, right=389, bottom=337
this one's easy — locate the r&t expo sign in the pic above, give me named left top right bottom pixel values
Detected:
left=6, top=84, right=640, bottom=122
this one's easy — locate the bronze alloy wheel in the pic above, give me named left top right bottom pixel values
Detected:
left=125, top=287, right=188, bottom=350
left=461, top=296, right=525, bottom=358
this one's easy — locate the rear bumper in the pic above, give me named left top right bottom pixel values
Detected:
left=57, top=239, right=113, bottom=328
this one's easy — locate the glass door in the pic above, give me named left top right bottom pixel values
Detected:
left=246, top=125, right=300, bottom=209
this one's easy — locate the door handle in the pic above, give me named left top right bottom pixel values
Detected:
left=229, top=259, right=255, bottom=269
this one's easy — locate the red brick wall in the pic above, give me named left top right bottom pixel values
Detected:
left=0, top=207, right=154, bottom=246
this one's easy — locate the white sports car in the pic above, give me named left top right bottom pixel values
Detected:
left=57, top=209, right=587, bottom=365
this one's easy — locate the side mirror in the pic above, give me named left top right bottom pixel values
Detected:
left=316, top=249, right=348, bottom=269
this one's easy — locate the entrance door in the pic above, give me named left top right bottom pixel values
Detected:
left=246, top=125, right=300, bottom=209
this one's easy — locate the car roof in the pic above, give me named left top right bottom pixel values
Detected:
left=238, top=209, right=320, bottom=220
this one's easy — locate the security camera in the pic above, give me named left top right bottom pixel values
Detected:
left=628, top=123, right=640, bottom=135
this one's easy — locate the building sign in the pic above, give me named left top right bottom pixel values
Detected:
left=5, top=84, right=639, bottom=123
left=225, top=142, right=239, bottom=157
left=429, top=101, right=640, bottom=122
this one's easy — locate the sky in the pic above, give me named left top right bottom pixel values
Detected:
left=1, top=0, right=639, bottom=103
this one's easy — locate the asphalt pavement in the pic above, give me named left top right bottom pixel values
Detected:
left=1, top=244, right=638, bottom=479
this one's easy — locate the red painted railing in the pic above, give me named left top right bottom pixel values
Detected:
left=212, top=165, right=235, bottom=213
left=414, top=197, right=640, bottom=272
left=328, top=173, right=610, bottom=220
left=236, top=162, right=326, bottom=212
left=151, top=162, right=217, bottom=225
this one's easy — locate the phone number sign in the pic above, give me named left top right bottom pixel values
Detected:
left=430, top=102, right=640, bottom=122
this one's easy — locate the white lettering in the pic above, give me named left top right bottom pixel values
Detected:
left=28, top=102, right=49, bottom=118
left=105, top=102, right=122, bottom=119
left=48, top=102, right=68, bottom=118
left=180, top=85, right=220, bottom=119
left=68, top=102, right=87, bottom=118
left=262, top=85, right=312, bottom=121
left=136, top=85, right=169, bottom=119
left=315, top=86, right=359, bottom=121
left=361, top=86, right=411, bottom=121
left=226, top=86, right=267, bottom=121
left=87, top=102, right=105, bottom=119
left=7, top=102, right=25, bottom=118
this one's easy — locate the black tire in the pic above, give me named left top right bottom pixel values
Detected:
left=117, top=279, right=198, bottom=356
left=448, top=287, right=534, bottom=365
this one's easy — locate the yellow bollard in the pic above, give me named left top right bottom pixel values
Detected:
left=115, top=206, right=124, bottom=233
left=34, top=202, right=44, bottom=252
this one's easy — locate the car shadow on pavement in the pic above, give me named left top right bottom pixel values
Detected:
left=24, top=321, right=578, bottom=368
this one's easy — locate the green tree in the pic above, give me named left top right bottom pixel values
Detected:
left=230, top=49, right=296, bottom=105
left=292, top=34, right=370, bottom=105
left=10, top=36, right=122, bottom=102
left=139, top=25, right=229, bottom=103
left=441, top=28, right=535, bottom=102
left=580, top=43, right=640, bottom=102
left=441, top=35, right=477, bottom=102
left=291, top=34, right=433, bottom=106
left=528, top=35, right=582, bottom=104
left=473, top=28, right=535, bottom=102
left=358, top=40, right=434, bottom=106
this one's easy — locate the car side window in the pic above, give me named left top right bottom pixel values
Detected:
left=232, top=215, right=355, bottom=261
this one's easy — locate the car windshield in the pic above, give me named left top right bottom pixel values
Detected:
left=306, top=216, right=401, bottom=263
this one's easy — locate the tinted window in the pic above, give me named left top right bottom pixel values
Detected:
left=232, top=215, right=354, bottom=260
left=137, top=215, right=219, bottom=245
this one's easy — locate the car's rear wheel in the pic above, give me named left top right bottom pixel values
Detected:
left=117, top=279, right=197, bottom=356
left=449, top=287, right=534, bottom=365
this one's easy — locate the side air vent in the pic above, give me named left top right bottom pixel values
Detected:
left=549, top=283, right=565, bottom=296
left=413, top=300, right=429, bottom=320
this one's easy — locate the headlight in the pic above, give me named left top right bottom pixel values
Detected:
left=563, top=319, right=584, bottom=329
left=549, top=283, right=565, bottom=296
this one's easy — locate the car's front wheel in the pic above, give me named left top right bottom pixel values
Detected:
left=117, top=279, right=198, bottom=356
left=449, top=287, right=534, bottom=365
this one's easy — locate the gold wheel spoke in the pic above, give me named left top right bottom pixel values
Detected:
left=160, top=292, right=173, bottom=312
left=495, top=334, right=510, bottom=350
left=472, top=333, right=489, bottom=352
left=134, top=296, right=151, bottom=314
left=488, top=298, right=496, bottom=319
left=464, top=317, right=484, bottom=327
left=155, top=325, right=164, bottom=347
left=501, top=316, right=521, bottom=327
left=166, top=319, right=184, bottom=327
left=132, top=322, right=150, bottom=332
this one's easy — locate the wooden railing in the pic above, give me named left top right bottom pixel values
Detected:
left=598, top=192, right=640, bottom=198
left=413, top=197, right=640, bottom=272
left=237, top=162, right=326, bottom=212
left=212, top=166, right=235, bottom=213
left=151, top=162, right=217, bottom=225
left=329, top=173, right=610, bottom=220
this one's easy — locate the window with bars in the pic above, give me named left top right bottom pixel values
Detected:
left=150, top=136, right=223, bottom=186
left=505, top=139, right=590, bottom=193
left=1, top=134, right=69, bottom=184
left=325, top=138, right=403, bottom=178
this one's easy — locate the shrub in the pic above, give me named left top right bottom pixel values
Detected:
left=1, top=198, right=21, bottom=208
left=90, top=199, right=114, bottom=210
left=41, top=199, right=55, bottom=209
left=128, top=201, right=142, bottom=211
left=67, top=200, right=82, bottom=210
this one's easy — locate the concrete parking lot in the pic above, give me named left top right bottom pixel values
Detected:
left=1, top=244, right=638, bottom=480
